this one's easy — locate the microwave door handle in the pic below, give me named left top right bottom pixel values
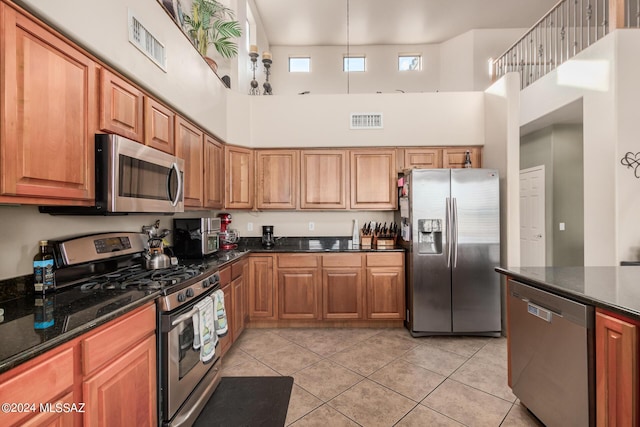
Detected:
left=169, top=162, right=183, bottom=207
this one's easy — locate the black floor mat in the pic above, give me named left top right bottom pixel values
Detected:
left=194, top=376, right=294, bottom=427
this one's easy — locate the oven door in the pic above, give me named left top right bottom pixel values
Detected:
left=106, top=134, right=184, bottom=213
left=160, top=292, right=220, bottom=424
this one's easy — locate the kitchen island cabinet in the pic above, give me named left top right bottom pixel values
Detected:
left=0, top=1, right=95, bottom=204
left=496, top=266, right=640, bottom=427
left=595, top=309, right=638, bottom=426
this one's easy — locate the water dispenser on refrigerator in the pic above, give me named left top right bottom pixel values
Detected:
left=418, top=219, right=442, bottom=254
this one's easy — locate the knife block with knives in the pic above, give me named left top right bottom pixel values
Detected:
left=360, top=221, right=398, bottom=250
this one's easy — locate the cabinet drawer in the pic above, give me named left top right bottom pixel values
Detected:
left=82, top=303, right=155, bottom=375
left=323, top=253, right=362, bottom=268
left=0, top=347, right=74, bottom=426
left=278, top=254, right=319, bottom=268
left=219, top=266, right=231, bottom=286
left=366, top=253, right=403, bottom=267
left=232, top=259, right=247, bottom=280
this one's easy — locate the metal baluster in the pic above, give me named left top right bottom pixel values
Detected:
left=637, top=0, right=639, bottom=27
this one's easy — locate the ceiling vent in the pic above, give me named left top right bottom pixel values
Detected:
left=128, top=11, right=167, bottom=72
left=350, top=113, right=383, bottom=129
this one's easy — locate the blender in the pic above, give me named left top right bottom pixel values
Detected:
left=217, top=213, right=239, bottom=250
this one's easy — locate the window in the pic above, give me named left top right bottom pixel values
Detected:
left=343, top=56, right=365, bottom=72
left=289, top=57, right=311, bottom=72
left=398, top=55, right=421, bottom=71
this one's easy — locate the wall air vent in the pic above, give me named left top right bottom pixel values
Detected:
left=350, top=113, right=383, bottom=129
left=128, top=11, right=167, bottom=72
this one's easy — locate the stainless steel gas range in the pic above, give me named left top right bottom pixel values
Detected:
left=50, top=232, right=222, bottom=427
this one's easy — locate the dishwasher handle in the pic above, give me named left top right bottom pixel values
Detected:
left=526, top=301, right=556, bottom=322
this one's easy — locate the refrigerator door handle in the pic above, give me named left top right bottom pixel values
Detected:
left=453, top=197, right=459, bottom=268
left=446, top=197, right=452, bottom=267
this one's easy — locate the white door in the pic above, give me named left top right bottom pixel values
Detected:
left=520, top=166, right=545, bottom=266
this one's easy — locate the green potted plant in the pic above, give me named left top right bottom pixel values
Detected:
left=184, top=0, right=242, bottom=71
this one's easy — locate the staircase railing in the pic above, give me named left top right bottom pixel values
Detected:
left=491, top=0, right=638, bottom=89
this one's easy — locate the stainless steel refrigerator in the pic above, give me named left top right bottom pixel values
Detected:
left=397, top=168, right=501, bottom=336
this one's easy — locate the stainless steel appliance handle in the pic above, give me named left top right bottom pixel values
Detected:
left=171, top=308, right=199, bottom=326
left=517, top=295, right=563, bottom=321
left=446, top=197, right=452, bottom=267
left=453, top=197, right=458, bottom=268
left=169, top=162, right=183, bottom=207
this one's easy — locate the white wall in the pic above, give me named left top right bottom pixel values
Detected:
left=248, top=92, right=485, bottom=148
left=269, top=44, right=441, bottom=96
left=440, top=31, right=475, bottom=91
left=615, top=30, right=640, bottom=262
left=16, top=0, right=232, bottom=140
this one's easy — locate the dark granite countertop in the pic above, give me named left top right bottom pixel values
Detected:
left=495, top=266, right=640, bottom=320
left=237, top=236, right=404, bottom=253
left=0, top=286, right=158, bottom=374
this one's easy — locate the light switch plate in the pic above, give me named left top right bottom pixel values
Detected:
left=308, top=222, right=315, bottom=231
left=559, top=222, right=565, bottom=231
left=247, top=222, right=253, bottom=232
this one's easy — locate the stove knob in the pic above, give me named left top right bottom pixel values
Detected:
left=177, top=292, right=186, bottom=303
left=202, top=278, right=211, bottom=288
left=186, top=288, right=195, bottom=298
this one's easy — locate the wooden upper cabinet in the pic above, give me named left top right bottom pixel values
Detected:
left=400, top=148, right=442, bottom=170
left=256, top=150, right=298, bottom=210
left=144, top=96, right=175, bottom=154
left=300, top=150, right=348, bottom=209
left=175, top=116, right=204, bottom=208
left=443, top=147, right=482, bottom=168
left=99, top=68, right=144, bottom=142
left=204, top=134, right=224, bottom=209
left=225, top=145, right=254, bottom=209
left=0, top=4, right=95, bottom=202
left=350, top=149, right=397, bottom=210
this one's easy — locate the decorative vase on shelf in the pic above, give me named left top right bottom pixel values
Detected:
left=205, top=57, right=218, bottom=73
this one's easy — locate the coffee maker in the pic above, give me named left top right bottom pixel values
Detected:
left=262, top=225, right=275, bottom=249
left=217, top=213, right=239, bottom=250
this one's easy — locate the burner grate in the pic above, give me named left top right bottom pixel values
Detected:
left=76, top=263, right=207, bottom=291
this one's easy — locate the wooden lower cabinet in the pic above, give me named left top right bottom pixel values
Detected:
left=278, top=268, right=321, bottom=320
left=323, top=268, right=364, bottom=319
left=595, top=309, right=638, bottom=427
left=365, top=253, right=405, bottom=320
left=218, top=265, right=233, bottom=356
left=83, top=335, right=156, bottom=427
left=0, top=303, right=156, bottom=427
left=231, top=259, right=247, bottom=339
left=249, top=255, right=276, bottom=320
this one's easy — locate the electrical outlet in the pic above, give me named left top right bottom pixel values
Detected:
left=308, top=222, right=315, bottom=231
left=559, top=222, right=565, bottom=231
left=247, top=222, right=253, bottom=232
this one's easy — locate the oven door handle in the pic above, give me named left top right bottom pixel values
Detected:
left=171, top=307, right=200, bottom=326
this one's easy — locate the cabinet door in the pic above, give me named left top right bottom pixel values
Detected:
left=350, top=149, right=397, bottom=210
left=366, top=267, right=405, bottom=319
left=596, top=310, right=638, bottom=427
left=278, top=268, right=321, bottom=320
left=300, top=150, right=348, bottom=209
left=249, top=256, right=276, bottom=319
left=401, top=148, right=442, bottom=170
left=204, top=135, right=224, bottom=209
left=225, top=145, right=254, bottom=209
left=144, top=96, right=174, bottom=154
left=323, top=268, right=364, bottom=319
left=175, top=116, right=204, bottom=207
left=442, top=147, right=482, bottom=168
left=256, top=150, right=298, bottom=209
left=99, top=68, right=144, bottom=142
left=20, top=391, right=76, bottom=427
left=232, top=275, right=245, bottom=339
left=1, top=5, right=95, bottom=202
left=83, top=335, right=157, bottom=427
left=219, top=283, right=233, bottom=356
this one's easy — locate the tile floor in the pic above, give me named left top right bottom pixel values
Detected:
left=220, top=327, right=545, bottom=427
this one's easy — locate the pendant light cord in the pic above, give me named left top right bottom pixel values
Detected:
left=346, top=0, right=350, bottom=94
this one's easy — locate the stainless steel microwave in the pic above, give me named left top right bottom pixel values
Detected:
left=40, top=134, right=184, bottom=214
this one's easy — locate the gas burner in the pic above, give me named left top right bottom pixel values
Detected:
left=75, top=263, right=209, bottom=291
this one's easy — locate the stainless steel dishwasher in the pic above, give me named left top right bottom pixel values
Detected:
left=508, top=279, right=595, bottom=427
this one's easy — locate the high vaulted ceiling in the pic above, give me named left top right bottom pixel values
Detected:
left=252, top=0, right=560, bottom=46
